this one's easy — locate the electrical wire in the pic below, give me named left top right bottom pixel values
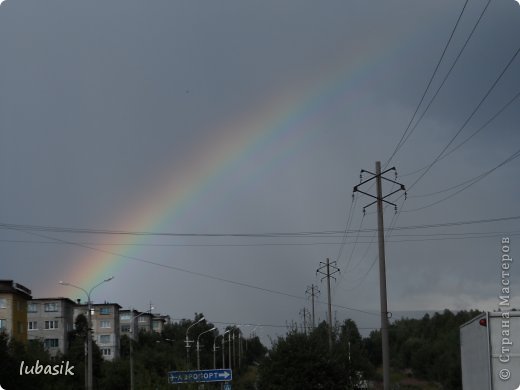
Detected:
left=9, top=226, right=379, bottom=316
left=3, top=215, right=519, bottom=238
left=400, top=87, right=520, bottom=179
left=406, top=43, right=520, bottom=194
left=402, top=148, right=520, bottom=212
left=393, top=0, right=492, bottom=161
left=384, top=0, right=471, bottom=167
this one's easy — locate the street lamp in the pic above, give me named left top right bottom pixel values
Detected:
left=228, top=329, right=232, bottom=370
left=232, top=325, right=241, bottom=370
left=129, top=306, right=154, bottom=390
left=59, top=276, right=114, bottom=390
left=196, top=327, right=216, bottom=370
left=185, top=316, right=205, bottom=369
left=212, top=332, right=221, bottom=369
left=221, top=329, right=230, bottom=369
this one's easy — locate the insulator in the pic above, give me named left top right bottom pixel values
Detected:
left=405, top=191, right=408, bottom=200
left=394, top=205, right=398, bottom=214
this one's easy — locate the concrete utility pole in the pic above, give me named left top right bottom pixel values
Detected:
left=353, top=161, right=406, bottom=390
left=317, top=258, right=339, bottom=350
left=305, top=284, right=320, bottom=329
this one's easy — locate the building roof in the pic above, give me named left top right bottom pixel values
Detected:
left=29, top=297, right=77, bottom=305
left=76, top=302, right=122, bottom=309
left=0, top=280, right=32, bottom=300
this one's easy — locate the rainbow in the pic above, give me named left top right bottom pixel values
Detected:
left=62, top=28, right=414, bottom=291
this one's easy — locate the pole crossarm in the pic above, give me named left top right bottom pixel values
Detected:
left=316, top=260, right=340, bottom=281
left=353, top=167, right=406, bottom=212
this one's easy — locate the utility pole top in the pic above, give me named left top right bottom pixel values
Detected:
left=317, top=258, right=340, bottom=351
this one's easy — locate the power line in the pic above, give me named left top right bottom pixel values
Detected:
left=400, top=87, right=520, bottom=179
left=9, top=226, right=378, bottom=317
left=402, top=148, right=520, bottom=212
left=406, top=43, right=520, bottom=194
left=384, top=0, right=471, bottom=167
left=393, top=0, right=492, bottom=161
left=4, top=231, right=519, bottom=247
left=3, top=215, right=520, bottom=238
left=336, top=193, right=357, bottom=265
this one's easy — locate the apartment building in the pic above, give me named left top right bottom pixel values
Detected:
left=0, top=280, right=32, bottom=342
left=74, top=302, right=121, bottom=361
left=119, top=309, right=139, bottom=339
left=27, top=297, right=76, bottom=356
left=152, top=314, right=171, bottom=333
left=120, top=310, right=171, bottom=340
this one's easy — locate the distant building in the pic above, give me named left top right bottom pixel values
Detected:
left=119, top=309, right=139, bottom=340
left=74, top=302, right=121, bottom=361
left=119, top=310, right=170, bottom=338
left=0, top=280, right=32, bottom=342
left=152, top=314, right=171, bottom=333
left=27, top=297, right=76, bottom=356
left=137, top=311, right=154, bottom=333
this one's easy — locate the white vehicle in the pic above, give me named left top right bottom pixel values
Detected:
left=460, top=311, right=520, bottom=390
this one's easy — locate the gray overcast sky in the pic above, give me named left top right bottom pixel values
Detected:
left=1, top=0, right=520, bottom=342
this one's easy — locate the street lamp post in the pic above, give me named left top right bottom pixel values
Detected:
left=232, top=326, right=241, bottom=370
left=130, top=306, right=154, bottom=390
left=59, top=276, right=114, bottom=390
left=221, top=330, right=230, bottom=369
left=228, top=330, right=232, bottom=370
left=212, top=333, right=219, bottom=369
left=196, top=327, right=216, bottom=370
left=185, top=316, right=205, bottom=369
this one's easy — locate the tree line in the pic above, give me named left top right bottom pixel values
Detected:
left=257, top=309, right=482, bottom=389
left=0, top=312, right=266, bottom=389
left=0, top=309, right=484, bottom=389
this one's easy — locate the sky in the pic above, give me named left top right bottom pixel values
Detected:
left=1, top=0, right=520, bottom=345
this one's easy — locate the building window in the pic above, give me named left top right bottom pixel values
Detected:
left=121, top=325, right=131, bottom=332
left=28, top=303, right=38, bottom=313
left=152, top=321, right=160, bottom=330
left=0, top=319, right=5, bottom=330
left=100, top=320, right=111, bottom=328
left=28, top=321, right=38, bottom=330
left=99, top=307, right=112, bottom=315
left=120, top=314, right=130, bottom=320
left=0, top=298, right=7, bottom=309
left=101, top=348, right=111, bottom=356
left=45, top=320, right=59, bottom=330
left=138, top=317, right=147, bottom=323
left=99, top=335, right=110, bottom=344
left=44, top=339, right=59, bottom=348
left=44, top=303, right=58, bottom=312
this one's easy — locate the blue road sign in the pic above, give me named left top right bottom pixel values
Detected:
left=224, top=382, right=232, bottom=390
left=168, top=369, right=232, bottom=384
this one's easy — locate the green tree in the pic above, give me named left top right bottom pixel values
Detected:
left=258, top=320, right=372, bottom=390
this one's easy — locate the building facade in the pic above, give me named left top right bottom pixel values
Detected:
left=74, top=302, right=121, bottom=361
left=119, top=309, right=139, bottom=340
left=0, top=280, right=32, bottom=342
left=152, top=314, right=171, bottom=333
left=27, top=297, right=76, bottom=356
